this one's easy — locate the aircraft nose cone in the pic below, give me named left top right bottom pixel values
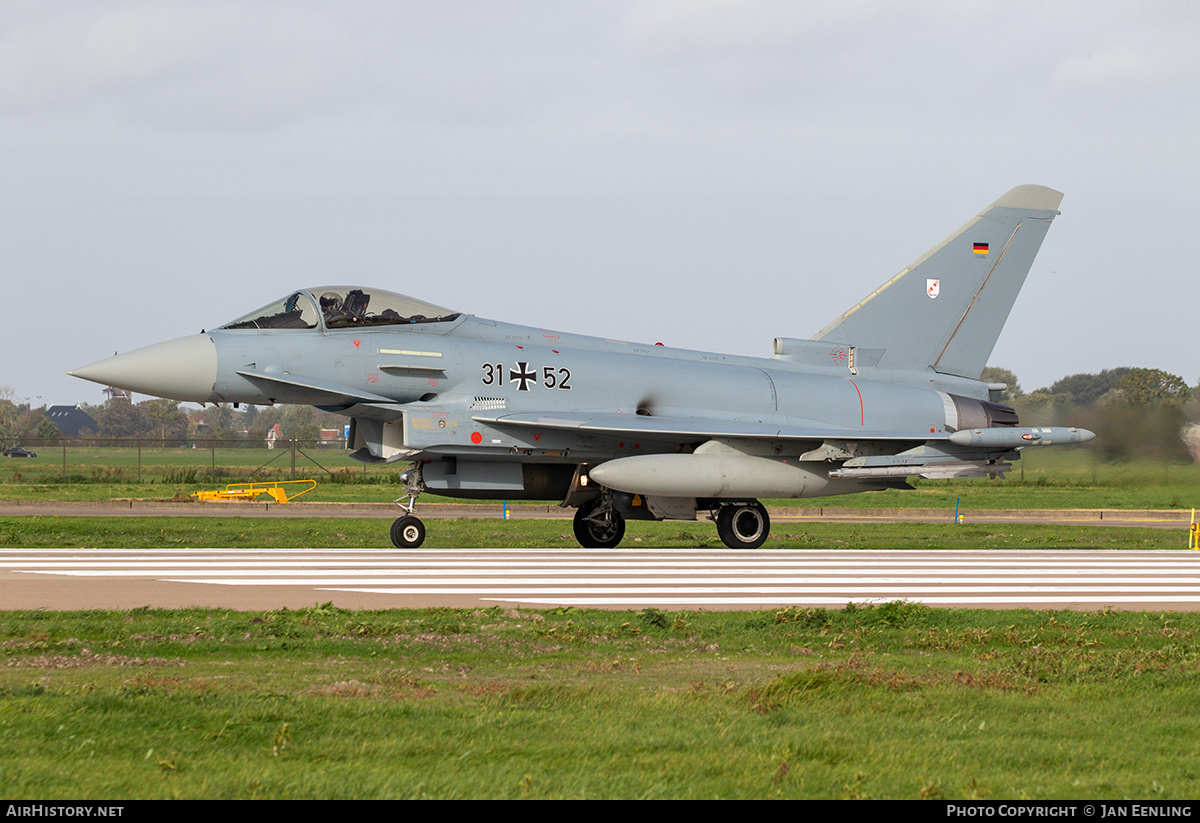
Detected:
left=69, top=334, right=218, bottom=403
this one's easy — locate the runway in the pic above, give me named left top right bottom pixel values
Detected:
left=4, top=547, right=1200, bottom=611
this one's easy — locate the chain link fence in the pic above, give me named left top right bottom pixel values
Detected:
left=0, top=437, right=395, bottom=485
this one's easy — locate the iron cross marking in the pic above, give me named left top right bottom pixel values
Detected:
left=510, top=361, right=537, bottom=391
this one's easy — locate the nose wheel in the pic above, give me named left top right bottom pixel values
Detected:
left=716, top=501, right=770, bottom=549
left=390, top=515, right=426, bottom=548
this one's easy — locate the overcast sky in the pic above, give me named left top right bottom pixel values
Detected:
left=2, top=1, right=1197, bottom=408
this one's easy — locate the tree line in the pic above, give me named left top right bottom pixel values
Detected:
left=980, top=366, right=1198, bottom=462
left=0, top=389, right=347, bottom=448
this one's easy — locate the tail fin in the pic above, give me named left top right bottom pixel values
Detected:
left=812, top=185, right=1063, bottom=379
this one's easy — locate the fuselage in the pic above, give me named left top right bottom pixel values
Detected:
left=71, top=285, right=1081, bottom=509
left=71, top=286, right=1007, bottom=469
left=199, top=304, right=993, bottom=461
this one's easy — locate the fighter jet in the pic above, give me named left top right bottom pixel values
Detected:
left=71, top=184, right=1092, bottom=549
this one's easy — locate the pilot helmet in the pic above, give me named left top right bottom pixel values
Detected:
left=319, top=292, right=343, bottom=312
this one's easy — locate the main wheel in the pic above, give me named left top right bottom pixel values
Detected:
left=573, top=500, right=626, bottom=548
left=390, top=515, right=426, bottom=548
left=716, top=502, right=770, bottom=549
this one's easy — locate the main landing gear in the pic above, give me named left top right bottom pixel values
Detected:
left=573, top=498, right=626, bottom=548
left=713, top=501, right=771, bottom=549
left=569, top=495, right=770, bottom=550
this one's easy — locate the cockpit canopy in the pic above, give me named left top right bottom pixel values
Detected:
left=221, top=287, right=460, bottom=331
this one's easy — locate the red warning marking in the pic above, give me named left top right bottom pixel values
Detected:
left=470, top=432, right=483, bottom=444
left=848, top=379, right=864, bottom=426
left=353, top=340, right=361, bottom=348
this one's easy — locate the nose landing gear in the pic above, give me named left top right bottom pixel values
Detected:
left=390, top=465, right=427, bottom=549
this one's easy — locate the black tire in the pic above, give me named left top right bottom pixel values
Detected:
left=390, top=515, right=426, bottom=548
left=572, top=501, right=626, bottom=548
left=716, top=502, right=770, bottom=549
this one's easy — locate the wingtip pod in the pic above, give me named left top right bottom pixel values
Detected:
left=991, top=184, right=1064, bottom=213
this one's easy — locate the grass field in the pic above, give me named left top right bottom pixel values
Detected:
left=2, top=603, right=1199, bottom=799
left=3, top=446, right=1200, bottom=512
left=0, top=515, right=1191, bottom=550
left=2, top=451, right=1199, bottom=798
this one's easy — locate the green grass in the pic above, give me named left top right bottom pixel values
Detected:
left=0, top=516, right=1190, bottom=550
left=3, top=604, right=1200, bottom=798
left=3, top=446, right=1199, bottom=510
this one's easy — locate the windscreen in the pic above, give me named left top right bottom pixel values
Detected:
left=221, top=292, right=320, bottom=330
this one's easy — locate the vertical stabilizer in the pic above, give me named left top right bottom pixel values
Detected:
left=812, top=185, right=1063, bottom=379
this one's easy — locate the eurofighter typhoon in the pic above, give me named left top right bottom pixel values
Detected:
left=71, top=185, right=1092, bottom=549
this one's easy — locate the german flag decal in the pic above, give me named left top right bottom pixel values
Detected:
left=973, top=242, right=989, bottom=255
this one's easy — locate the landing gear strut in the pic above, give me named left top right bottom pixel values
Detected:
left=573, top=497, right=626, bottom=548
left=715, top=501, right=770, bottom=549
left=390, top=464, right=427, bottom=549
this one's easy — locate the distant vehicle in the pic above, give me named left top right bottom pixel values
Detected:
left=3, top=447, right=37, bottom=458
left=71, top=185, right=1092, bottom=549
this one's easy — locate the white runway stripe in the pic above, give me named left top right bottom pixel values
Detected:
left=6, top=557, right=1200, bottom=570
left=28, top=573, right=1200, bottom=586
left=6, top=547, right=1200, bottom=609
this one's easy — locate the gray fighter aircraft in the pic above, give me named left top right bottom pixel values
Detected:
left=71, top=184, right=1092, bottom=549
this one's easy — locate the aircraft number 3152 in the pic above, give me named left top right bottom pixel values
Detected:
left=481, top=362, right=572, bottom=391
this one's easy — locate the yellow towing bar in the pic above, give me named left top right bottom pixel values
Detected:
left=191, top=479, right=317, bottom=504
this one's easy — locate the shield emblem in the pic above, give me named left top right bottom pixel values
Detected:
left=926, top=278, right=940, bottom=299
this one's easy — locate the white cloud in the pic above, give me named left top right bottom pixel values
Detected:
left=0, top=2, right=596, bottom=132
left=0, top=3, right=346, bottom=128
left=621, top=0, right=903, bottom=57
left=1054, top=46, right=1155, bottom=90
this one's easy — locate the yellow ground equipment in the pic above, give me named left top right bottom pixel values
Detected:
left=191, top=480, right=317, bottom=504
